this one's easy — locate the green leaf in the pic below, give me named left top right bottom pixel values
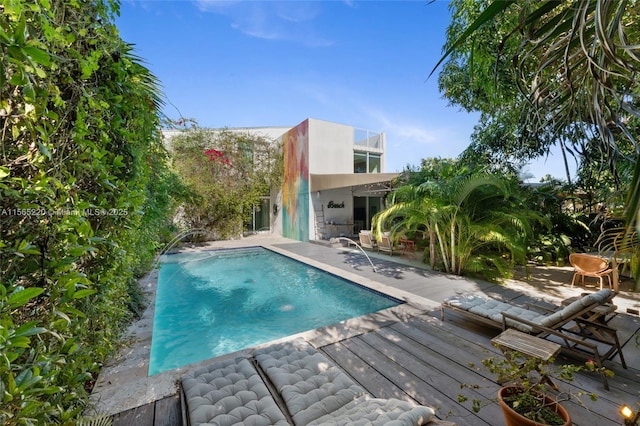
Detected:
left=72, top=289, right=96, bottom=299
left=16, top=240, right=41, bottom=255
left=12, top=321, right=46, bottom=338
left=37, top=142, right=52, bottom=160
left=8, top=336, right=30, bottom=348
left=7, top=287, right=44, bottom=309
left=429, top=0, right=517, bottom=79
left=22, top=46, right=51, bottom=67
left=22, top=83, right=36, bottom=101
left=0, top=166, right=9, bottom=179
left=15, top=368, right=42, bottom=392
left=24, top=385, right=63, bottom=396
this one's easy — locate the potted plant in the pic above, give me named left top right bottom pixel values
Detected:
left=459, top=351, right=607, bottom=426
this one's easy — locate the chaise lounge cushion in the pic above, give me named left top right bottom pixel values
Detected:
left=307, top=396, right=435, bottom=426
left=443, top=294, right=546, bottom=332
left=443, top=288, right=614, bottom=333
left=181, top=357, right=289, bottom=426
left=254, top=339, right=366, bottom=425
left=539, top=289, right=613, bottom=327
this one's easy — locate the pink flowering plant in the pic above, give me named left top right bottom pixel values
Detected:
left=204, top=148, right=233, bottom=167
left=170, top=128, right=283, bottom=239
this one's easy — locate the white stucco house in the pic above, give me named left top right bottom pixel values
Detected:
left=164, top=118, right=399, bottom=242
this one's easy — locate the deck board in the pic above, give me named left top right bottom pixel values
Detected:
left=356, top=324, right=499, bottom=425
left=111, top=395, right=181, bottom=426
left=336, top=333, right=492, bottom=426
left=154, top=395, right=182, bottom=426
left=111, top=402, right=154, bottom=426
left=321, top=342, right=413, bottom=402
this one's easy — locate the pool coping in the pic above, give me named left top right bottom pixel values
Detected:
left=88, top=237, right=438, bottom=417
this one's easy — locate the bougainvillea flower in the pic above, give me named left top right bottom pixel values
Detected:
left=204, top=149, right=233, bottom=167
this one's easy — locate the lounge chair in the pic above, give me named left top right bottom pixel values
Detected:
left=181, top=357, right=290, bottom=425
left=569, top=253, right=615, bottom=290
left=441, top=289, right=626, bottom=389
left=253, top=339, right=436, bottom=425
left=182, top=338, right=442, bottom=425
left=378, top=232, right=399, bottom=256
left=358, top=231, right=377, bottom=250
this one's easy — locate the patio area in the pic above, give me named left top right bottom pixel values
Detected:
left=93, top=234, right=640, bottom=425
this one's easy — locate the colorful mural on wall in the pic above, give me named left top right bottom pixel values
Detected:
left=282, top=120, right=309, bottom=241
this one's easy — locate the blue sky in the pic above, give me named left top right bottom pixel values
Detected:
left=115, top=0, right=575, bottom=181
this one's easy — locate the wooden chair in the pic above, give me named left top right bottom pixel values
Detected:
left=377, top=232, right=399, bottom=255
left=569, top=253, right=614, bottom=290
left=441, top=289, right=626, bottom=390
left=358, top=231, right=376, bottom=250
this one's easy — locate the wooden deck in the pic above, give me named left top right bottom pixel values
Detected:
left=111, top=394, right=182, bottom=426
left=110, top=305, right=639, bottom=426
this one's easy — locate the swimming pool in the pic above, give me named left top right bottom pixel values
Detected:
left=149, top=247, right=401, bottom=375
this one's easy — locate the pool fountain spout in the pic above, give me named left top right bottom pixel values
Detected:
left=144, top=228, right=208, bottom=286
left=160, top=228, right=208, bottom=255
left=333, top=237, right=377, bottom=273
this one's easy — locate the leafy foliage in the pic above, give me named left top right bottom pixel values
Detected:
left=170, top=127, right=282, bottom=240
left=460, top=351, right=605, bottom=425
left=1, top=0, right=179, bottom=423
left=437, top=0, right=640, bottom=285
left=521, top=180, right=591, bottom=263
left=375, top=159, right=542, bottom=280
left=438, top=0, right=640, bottom=173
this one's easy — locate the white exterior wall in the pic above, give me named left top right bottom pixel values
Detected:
left=318, top=187, right=353, bottom=223
left=311, top=187, right=354, bottom=240
left=307, top=118, right=354, bottom=174
left=233, top=126, right=292, bottom=141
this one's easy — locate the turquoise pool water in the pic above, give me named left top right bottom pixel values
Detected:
left=149, top=247, right=401, bottom=375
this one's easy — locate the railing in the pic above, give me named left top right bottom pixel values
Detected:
left=354, top=128, right=383, bottom=151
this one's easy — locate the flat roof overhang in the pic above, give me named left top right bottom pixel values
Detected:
left=310, top=173, right=399, bottom=192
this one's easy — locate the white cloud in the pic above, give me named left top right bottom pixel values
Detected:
left=193, top=0, right=334, bottom=47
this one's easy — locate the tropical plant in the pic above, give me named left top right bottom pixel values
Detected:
left=373, top=165, right=542, bottom=280
left=1, top=0, right=180, bottom=423
left=170, top=127, right=283, bottom=240
left=520, top=180, right=593, bottom=263
left=434, top=0, right=640, bottom=286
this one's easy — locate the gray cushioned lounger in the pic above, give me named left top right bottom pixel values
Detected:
left=306, top=397, right=435, bottom=426
left=181, top=357, right=289, bottom=426
left=253, top=338, right=435, bottom=426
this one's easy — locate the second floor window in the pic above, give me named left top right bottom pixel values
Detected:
left=354, top=152, right=381, bottom=173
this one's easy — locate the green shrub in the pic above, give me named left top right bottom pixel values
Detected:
left=1, top=0, right=180, bottom=423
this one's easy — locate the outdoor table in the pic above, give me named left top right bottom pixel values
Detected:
left=399, top=238, right=416, bottom=258
left=491, top=328, right=561, bottom=390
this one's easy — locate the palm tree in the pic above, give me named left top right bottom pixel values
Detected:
left=373, top=173, right=541, bottom=280
left=433, top=0, right=640, bottom=287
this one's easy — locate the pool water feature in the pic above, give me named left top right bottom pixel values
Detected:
left=149, top=247, right=401, bottom=375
